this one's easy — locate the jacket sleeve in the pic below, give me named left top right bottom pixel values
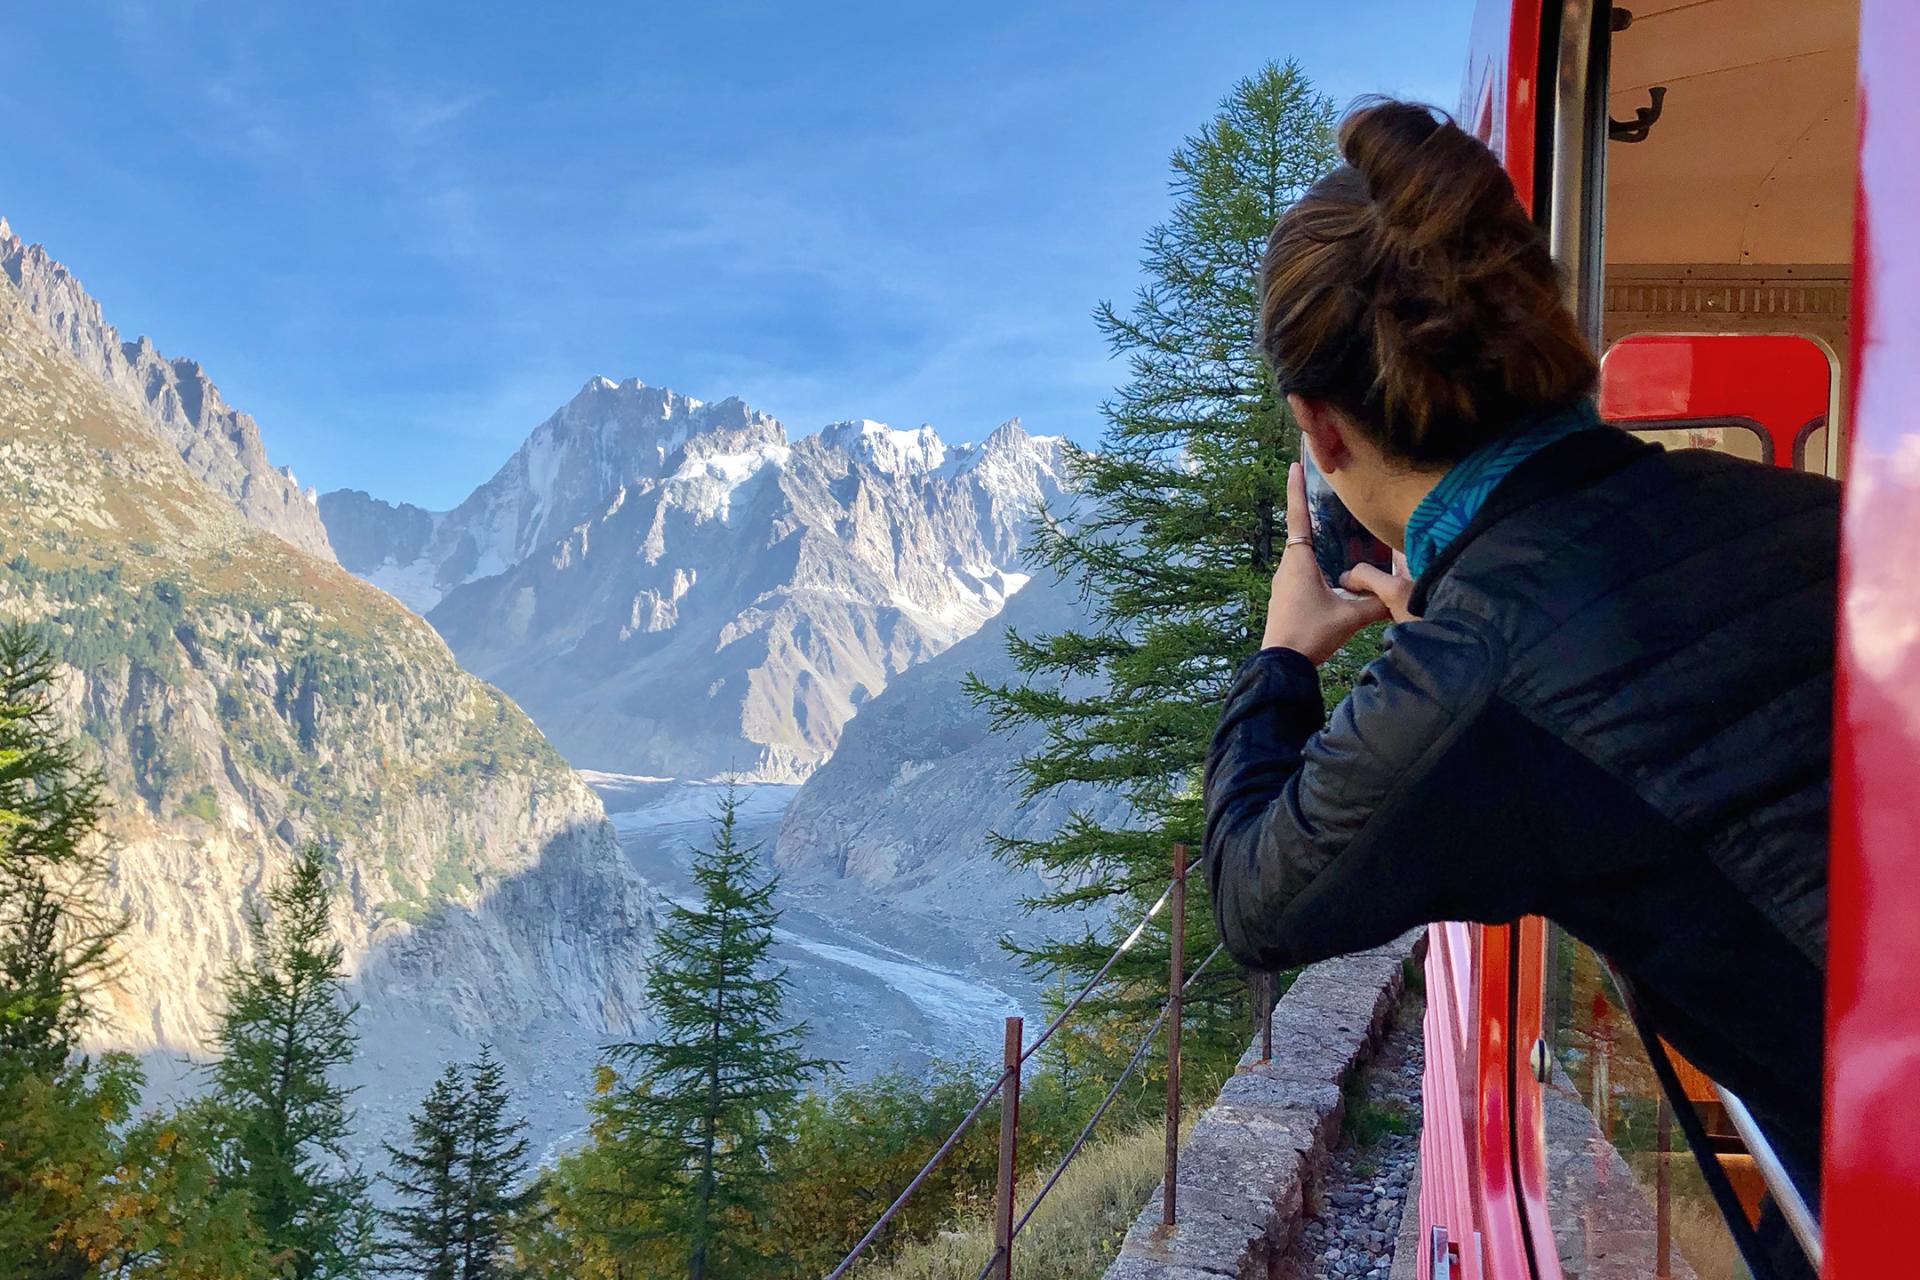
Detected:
left=1203, top=611, right=1535, bottom=971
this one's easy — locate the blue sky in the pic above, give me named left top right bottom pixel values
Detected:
left=1, top=1, right=1471, bottom=509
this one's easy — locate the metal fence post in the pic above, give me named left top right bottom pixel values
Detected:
left=1163, top=843, right=1187, bottom=1228
left=1656, top=1096, right=1673, bottom=1278
left=1258, top=970, right=1274, bottom=1064
left=994, top=1015, right=1023, bottom=1280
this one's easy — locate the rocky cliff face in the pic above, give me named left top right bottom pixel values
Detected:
left=323, top=380, right=780, bottom=614
left=772, top=567, right=1128, bottom=927
left=0, top=217, right=336, bottom=561
left=321, top=377, right=1066, bottom=781
left=0, top=266, right=653, bottom=1083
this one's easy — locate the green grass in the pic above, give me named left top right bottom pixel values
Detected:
left=1345, top=1095, right=1412, bottom=1147
left=1340, top=1050, right=1413, bottom=1151
left=428, top=856, right=479, bottom=901
left=176, top=786, right=219, bottom=824
left=861, top=1114, right=1177, bottom=1280
left=380, top=897, right=433, bottom=926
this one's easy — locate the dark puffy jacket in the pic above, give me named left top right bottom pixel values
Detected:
left=1203, top=425, right=1836, bottom=1183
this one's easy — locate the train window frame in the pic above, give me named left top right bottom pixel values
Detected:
left=1613, top=414, right=1775, bottom=464
left=1793, top=415, right=1831, bottom=474
left=1597, top=330, right=1846, bottom=475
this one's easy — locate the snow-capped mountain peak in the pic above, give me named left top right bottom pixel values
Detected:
left=818, top=418, right=949, bottom=474
left=321, top=376, right=1068, bottom=781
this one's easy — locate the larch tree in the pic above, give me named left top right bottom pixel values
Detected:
left=208, top=842, right=373, bottom=1280
left=0, top=624, right=264, bottom=1280
left=589, top=787, right=828, bottom=1280
left=968, top=61, right=1368, bottom=1064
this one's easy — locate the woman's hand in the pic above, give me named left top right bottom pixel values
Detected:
left=1261, top=462, right=1391, bottom=663
left=1340, top=552, right=1418, bottom=623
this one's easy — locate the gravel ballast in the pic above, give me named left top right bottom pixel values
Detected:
left=1290, top=991, right=1425, bottom=1280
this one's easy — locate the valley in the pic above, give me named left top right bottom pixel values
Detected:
left=0, top=205, right=1105, bottom=1177
left=592, top=774, right=1037, bottom=1082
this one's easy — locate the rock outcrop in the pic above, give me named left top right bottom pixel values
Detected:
left=772, top=567, right=1129, bottom=925
left=0, top=217, right=336, bottom=561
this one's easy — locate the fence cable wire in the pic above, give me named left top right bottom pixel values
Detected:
left=823, top=873, right=1207, bottom=1280
left=820, top=1056, right=1017, bottom=1280
left=1010, top=943, right=1227, bottom=1238
left=1017, top=877, right=1177, bottom=1066
left=966, top=942, right=1228, bottom=1280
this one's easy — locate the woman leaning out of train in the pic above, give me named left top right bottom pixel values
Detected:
left=1203, top=99, right=1835, bottom=1279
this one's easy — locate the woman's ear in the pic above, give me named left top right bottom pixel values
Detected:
left=1288, top=394, right=1352, bottom=472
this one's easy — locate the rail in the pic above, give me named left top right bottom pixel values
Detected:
left=821, top=843, right=1260, bottom=1280
left=1714, top=1084, right=1823, bottom=1273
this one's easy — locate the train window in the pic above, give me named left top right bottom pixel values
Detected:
left=1598, top=335, right=1835, bottom=472
left=1621, top=418, right=1770, bottom=464
left=1536, top=0, right=1858, bottom=1274
left=1599, top=0, right=1857, bottom=477
left=1544, top=933, right=1753, bottom=1280
left=1793, top=418, right=1833, bottom=477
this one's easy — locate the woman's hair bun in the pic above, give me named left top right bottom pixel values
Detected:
left=1259, top=97, right=1598, bottom=466
left=1338, top=98, right=1512, bottom=248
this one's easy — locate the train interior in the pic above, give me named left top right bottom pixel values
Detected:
left=1550, top=0, right=1860, bottom=1275
left=1597, top=0, right=1857, bottom=474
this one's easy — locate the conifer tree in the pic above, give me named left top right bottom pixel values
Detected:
left=380, top=1066, right=464, bottom=1280
left=969, top=62, right=1365, bottom=1058
left=0, top=623, right=119, bottom=1279
left=208, top=842, right=372, bottom=1280
left=457, top=1047, right=537, bottom=1277
left=0, top=624, right=264, bottom=1278
left=381, top=1048, right=537, bottom=1280
left=590, top=788, right=827, bottom=1280
left=0, top=625, right=113, bottom=1076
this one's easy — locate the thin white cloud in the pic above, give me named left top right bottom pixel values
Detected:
left=371, top=87, right=486, bottom=144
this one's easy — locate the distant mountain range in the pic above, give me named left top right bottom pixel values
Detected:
left=0, top=204, right=1112, bottom=1161
left=320, top=377, right=1066, bottom=780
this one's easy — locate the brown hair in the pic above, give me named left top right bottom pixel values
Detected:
left=1260, top=99, right=1598, bottom=467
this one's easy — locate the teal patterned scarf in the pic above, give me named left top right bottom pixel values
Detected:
left=1403, top=400, right=1602, bottom=578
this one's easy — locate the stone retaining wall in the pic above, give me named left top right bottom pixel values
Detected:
left=1102, top=933, right=1423, bottom=1280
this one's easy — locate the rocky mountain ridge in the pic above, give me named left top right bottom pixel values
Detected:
left=322, top=376, right=1068, bottom=781
left=0, top=242, right=654, bottom=1158
left=773, top=564, right=1128, bottom=929
left=0, top=216, right=336, bottom=560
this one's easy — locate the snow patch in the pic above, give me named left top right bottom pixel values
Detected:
left=820, top=419, right=949, bottom=473
left=887, top=563, right=1032, bottom=637
left=665, top=444, right=791, bottom=524
left=363, top=557, right=446, bottom=615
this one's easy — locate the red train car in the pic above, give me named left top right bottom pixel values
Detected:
left=1416, top=2, right=1919, bottom=1277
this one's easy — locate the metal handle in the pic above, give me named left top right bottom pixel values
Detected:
left=1713, top=1084, right=1824, bottom=1273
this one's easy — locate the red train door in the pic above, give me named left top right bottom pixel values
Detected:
left=1449, top=1, right=1869, bottom=1278
left=1824, top=3, right=1920, bottom=1275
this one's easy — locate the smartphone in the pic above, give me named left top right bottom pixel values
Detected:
left=1300, top=450, right=1393, bottom=589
